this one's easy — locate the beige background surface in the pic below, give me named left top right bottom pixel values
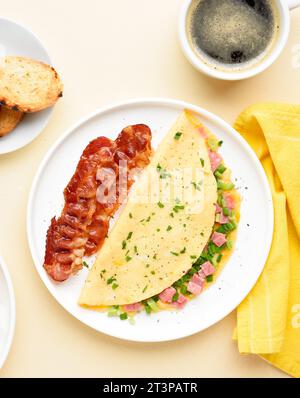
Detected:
left=0, top=0, right=299, bottom=378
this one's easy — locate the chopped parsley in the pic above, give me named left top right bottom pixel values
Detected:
left=82, top=261, right=89, bottom=268
left=107, top=276, right=116, bottom=285
left=158, top=201, right=165, bottom=208
left=125, top=256, right=132, bottom=262
left=200, top=158, right=205, bottom=167
left=127, top=231, right=133, bottom=240
left=156, top=163, right=171, bottom=179
left=171, top=251, right=179, bottom=256
left=191, top=181, right=202, bottom=191
left=174, top=132, right=183, bottom=140
left=143, top=285, right=148, bottom=293
left=112, top=283, right=119, bottom=290
left=167, top=225, right=172, bottom=231
left=173, top=205, right=185, bottom=213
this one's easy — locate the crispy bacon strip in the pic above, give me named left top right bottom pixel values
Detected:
left=44, top=125, right=152, bottom=282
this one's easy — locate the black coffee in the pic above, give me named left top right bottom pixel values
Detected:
left=187, top=0, right=278, bottom=67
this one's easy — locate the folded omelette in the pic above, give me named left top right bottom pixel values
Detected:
left=79, top=110, right=217, bottom=307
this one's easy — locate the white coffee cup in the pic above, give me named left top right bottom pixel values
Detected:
left=179, top=0, right=300, bottom=80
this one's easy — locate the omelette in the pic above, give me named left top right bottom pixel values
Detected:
left=79, top=110, right=218, bottom=307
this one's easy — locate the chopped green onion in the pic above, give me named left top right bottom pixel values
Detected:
left=207, top=138, right=219, bottom=151
left=171, top=251, right=179, bottom=256
left=147, top=298, right=159, bottom=312
left=214, top=171, right=223, bottom=179
left=217, top=254, right=223, bottom=263
left=82, top=261, right=89, bottom=268
left=217, top=181, right=235, bottom=191
left=120, top=313, right=128, bottom=320
left=172, top=291, right=179, bottom=302
left=191, top=181, right=202, bottom=191
left=206, top=275, right=213, bottom=283
left=223, top=207, right=230, bottom=216
left=211, top=256, right=218, bottom=267
left=112, top=283, right=119, bottom=290
left=125, top=256, right=132, bottom=262
left=108, top=308, right=119, bottom=317
left=226, top=240, right=233, bottom=249
left=216, top=164, right=227, bottom=174
left=158, top=201, right=164, bottom=208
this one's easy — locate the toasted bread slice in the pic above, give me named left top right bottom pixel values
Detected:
left=0, top=106, right=23, bottom=137
left=0, top=56, right=63, bottom=113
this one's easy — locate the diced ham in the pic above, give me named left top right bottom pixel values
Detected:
left=215, top=203, right=222, bottom=214
left=198, top=270, right=206, bottom=281
left=208, top=150, right=222, bottom=172
left=224, top=193, right=235, bottom=210
left=191, top=273, right=205, bottom=287
left=212, top=232, right=227, bottom=247
left=201, top=261, right=215, bottom=276
left=219, top=212, right=229, bottom=224
left=172, top=294, right=188, bottom=309
left=123, top=303, right=143, bottom=312
left=187, top=281, right=203, bottom=295
left=159, top=287, right=176, bottom=303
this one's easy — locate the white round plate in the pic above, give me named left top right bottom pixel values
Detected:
left=0, top=256, right=16, bottom=369
left=0, top=18, right=53, bottom=155
left=27, top=98, right=274, bottom=342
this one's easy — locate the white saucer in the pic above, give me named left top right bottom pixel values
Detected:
left=0, top=256, right=16, bottom=369
left=0, top=17, right=54, bottom=155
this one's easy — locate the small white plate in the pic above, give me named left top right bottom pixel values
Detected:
left=0, top=256, right=16, bottom=369
left=0, top=18, right=53, bottom=155
left=27, top=98, right=274, bottom=342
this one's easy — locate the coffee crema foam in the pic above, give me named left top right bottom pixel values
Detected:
left=187, top=0, right=280, bottom=72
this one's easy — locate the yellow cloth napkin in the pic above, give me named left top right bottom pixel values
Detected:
left=233, top=103, right=300, bottom=378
